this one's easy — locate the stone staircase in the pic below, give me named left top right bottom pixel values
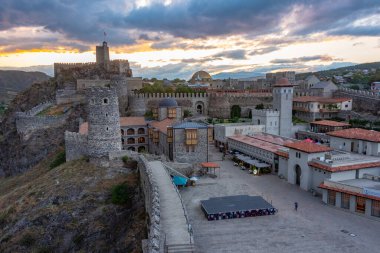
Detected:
left=166, top=243, right=195, bottom=253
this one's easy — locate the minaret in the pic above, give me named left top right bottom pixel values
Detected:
left=272, top=78, right=294, bottom=137
left=86, top=87, right=121, bottom=158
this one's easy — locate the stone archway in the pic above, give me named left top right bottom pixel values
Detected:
left=138, top=146, right=146, bottom=153
left=295, top=164, right=302, bottom=186
left=195, top=101, right=205, bottom=115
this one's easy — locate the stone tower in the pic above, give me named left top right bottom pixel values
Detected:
left=86, top=87, right=122, bottom=158
left=273, top=78, right=294, bottom=137
left=96, top=41, right=110, bottom=70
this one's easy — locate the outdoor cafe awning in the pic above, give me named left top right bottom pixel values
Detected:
left=235, top=154, right=270, bottom=168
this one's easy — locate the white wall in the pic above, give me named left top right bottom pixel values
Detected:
left=311, top=168, right=331, bottom=193
left=287, top=149, right=327, bottom=191
left=278, top=157, right=288, bottom=179
left=214, top=124, right=264, bottom=143
left=330, top=170, right=356, bottom=181
left=358, top=167, right=380, bottom=177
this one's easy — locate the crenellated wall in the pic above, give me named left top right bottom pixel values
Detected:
left=128, top=92, right=272, bottom=118
left=64, top=131, right=88, bottom=161
left=334, top=88, right=380, bottom=115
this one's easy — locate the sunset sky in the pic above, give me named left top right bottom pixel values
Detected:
left=0, top=0, right=380, bottom=79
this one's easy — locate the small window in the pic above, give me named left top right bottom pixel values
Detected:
left=103, top=98, right=109, bottom=104
left=106, top=127, right=109, bottom=131
left=105, top=113, right=108, bottom=117
left=91, top=98, right=95, bottom=104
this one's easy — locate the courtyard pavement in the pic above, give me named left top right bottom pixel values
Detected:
left=180, top=146, right=380, bottom=253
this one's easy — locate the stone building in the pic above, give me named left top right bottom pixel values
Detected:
left=120, top=117, right=148, bottom=153
left=251, top=78, right=294, bottom=137
left=147, top=98, right=213, bottom=163
left=65, top=86, right=122, bottom=165
left=86, top=87, right=122, bottom=158
left=293, top=96, right=352, bottom=122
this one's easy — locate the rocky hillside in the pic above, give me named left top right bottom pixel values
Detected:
left=0, top=79, right=86, bottom=177
left=0, top=153, right=146, bottom=252
left=0, top=70, right=50, bottom=104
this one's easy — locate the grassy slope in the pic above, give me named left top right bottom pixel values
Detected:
left=0, top=153, right=146, bottom=253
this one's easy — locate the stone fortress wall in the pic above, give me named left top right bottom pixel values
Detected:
left=138, top=155, right=163, bottom=253
left=333, top=87, right=380, bottom=115
left=15, top=100, right=69, bottom=135
left=64, top=131, right=88, bottom=161
left=128, top=92, right=273, bottom=118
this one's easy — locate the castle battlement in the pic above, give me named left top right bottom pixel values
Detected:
left=251, top=109, right=280, bottom=117
left=129, top=92, right=209, bottom=99
left=339, top=87, right=380, bottom=98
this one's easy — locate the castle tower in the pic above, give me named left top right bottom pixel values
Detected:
left=273, top=78, right=294, bottom=137
left=86, top=87, right=122, bottom=158
left=96, top=41, right=110, bottom=70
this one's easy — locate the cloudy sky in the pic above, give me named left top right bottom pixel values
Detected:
left=0, top=0, right=380, bottom=79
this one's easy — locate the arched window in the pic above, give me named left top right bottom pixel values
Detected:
left=138, top=137, right=145, bottom=144
left=138, top=128, right=145, bottom=134
left=127, top=128, right=135, bottom=135
left=127, top=138, right=135, bottom=144
left=121, top=129, right=125, bottom=136
left=121, top=138, right=125, bottom=145
left=138, top=146, right=146, bottom=153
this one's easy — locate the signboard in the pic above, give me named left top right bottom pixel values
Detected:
left=363, top=188, right=380, bottom=198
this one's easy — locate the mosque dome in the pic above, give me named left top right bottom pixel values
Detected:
left=159, top=98, right=178, bottom=107
left=190, top=70, right=212, bottom=84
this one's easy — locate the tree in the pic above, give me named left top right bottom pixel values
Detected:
left=183, top=109, right=192, bottom=118
left=255, top=103, right=264, bottom=110
left=230, top=105, right=241, bottom=119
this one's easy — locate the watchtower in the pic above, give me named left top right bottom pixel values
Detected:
left=273, top=78, right=294, bottom=137
left=86, top=87, right=121, bottom=158
left=96, top=41, right=110, bottom=70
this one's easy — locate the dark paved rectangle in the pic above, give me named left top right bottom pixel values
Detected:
left=201, top=195, right=274, bottom=215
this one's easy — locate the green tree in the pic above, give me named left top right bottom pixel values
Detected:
left=230, top=105, right=241, bottom=119
left=255, top=103, right=264, bottom=110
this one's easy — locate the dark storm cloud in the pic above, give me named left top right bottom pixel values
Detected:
left=0, top=0, right=379, bottom=52
left=270, top=55, right=339, bottom=64
left=125, top=0, right=380, bottom=38
left=213, top=49, right=247, bottom=60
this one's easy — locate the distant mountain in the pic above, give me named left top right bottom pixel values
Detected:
left=296, top=62, right=380, bottom=80
left=0, top=65, right=53, bottom=76
left=0, top=70, right=50, bottom=104
left=212, top=62, right=365, bottom=80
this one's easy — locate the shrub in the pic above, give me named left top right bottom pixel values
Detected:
left=49, top=151, right=66, bottom=169
left=20, top=232, right=36, bottom=246
left=111, top=183, right=132, bottom=205
left=122, top=155, right=129, bottom=163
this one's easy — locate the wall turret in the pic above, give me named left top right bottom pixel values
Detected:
left=86, top=87, right=122, bottom=158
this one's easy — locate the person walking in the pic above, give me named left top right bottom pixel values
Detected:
left=294, top=202, right=298, bottom=211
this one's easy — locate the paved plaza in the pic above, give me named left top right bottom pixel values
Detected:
left=180, top=147, right=380, bottom=253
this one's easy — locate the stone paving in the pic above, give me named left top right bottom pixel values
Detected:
left=180, top=146, right=380, bottom=253
left=148, top=161, right=192, bottom=246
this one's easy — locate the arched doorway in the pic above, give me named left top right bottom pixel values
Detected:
left=195, top=101, right=204, bottom=115
left=295, top=165, right=301, bottom=186
left=138, top=146, right=146, bottom=153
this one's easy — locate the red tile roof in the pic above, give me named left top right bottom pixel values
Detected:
left=293, top=96, right=351, bottom=103
left=319, top=183, right=380, bottom=201
left=284, top=141, right=333, bottom=153
left=228, top=135, right=291, bottom=154
left=120, top=116, right=146, bottom=127
left=275, top=150, right=289, bottom=158
left=150, top=118, right=175, bottom=134
left=309, top=161, right=380, bottom=172
left=273, top=78, right=294, bottom=87
left=327, top=128, right=380, bottom=142
left=310, top=120, right=350, bottom=127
